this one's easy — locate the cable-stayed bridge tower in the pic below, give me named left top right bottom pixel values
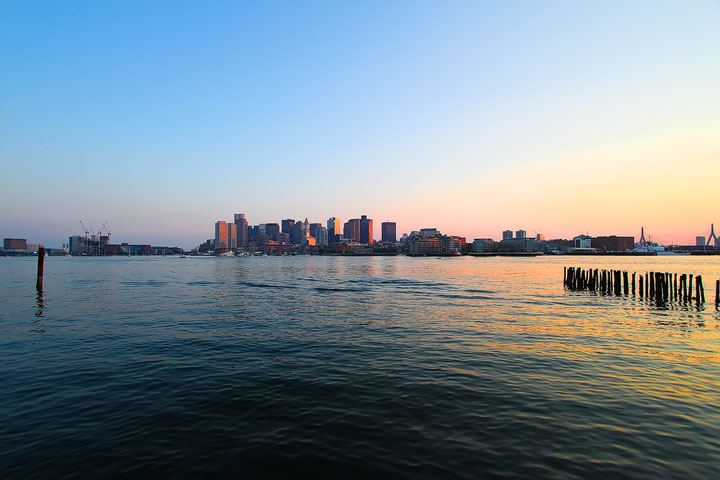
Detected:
left=706, top=223, right=718, bottom=248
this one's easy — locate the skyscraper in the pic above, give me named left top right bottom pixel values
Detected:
left=314, top=226, right=328, bottom=246
left=360, top=215, right=373, bottom=244
left=327, top=217, right=341, bottom=243
left=291, top=221, right=303, bottom=245
left=215, top=221, right=228, bottom=249
left=265, top=223, right=280, bottom=241
left=502, top=230, right=513, bottom=240
left=282, top=219, right=295, bottom=235
left=381, top=222, right=397, bottom=243
left=516, top=230, right=526, bottom=239
left=344, top=219, right=360, bottom=243
left=234, top=214, right=248, bottom=247
left=228, top=223, right=237, bottom=249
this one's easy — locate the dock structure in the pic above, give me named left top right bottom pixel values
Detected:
left=563, top=266, right=718, bottom=309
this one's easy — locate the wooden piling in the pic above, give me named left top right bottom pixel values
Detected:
left=36, top=247, right=45, bottom=291
left=632, top=272, right=636, bottom=295
left=623, top=271, right=629, bottom=295
left=716, top=280, right=719, bottom=306
left=639, top=276, right=644, bottom=297
left=698, top=276, right=705, bottom=304
left=688, top=274, right=693, bottom=301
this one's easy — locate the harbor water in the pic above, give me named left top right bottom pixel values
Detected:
left=1, top=255, right=719, bottom=479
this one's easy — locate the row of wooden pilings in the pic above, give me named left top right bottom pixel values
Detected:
left=564, top=266, right=719, bottom=307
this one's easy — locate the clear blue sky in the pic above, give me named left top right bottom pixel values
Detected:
left=2, top=1, right=719, bottom=248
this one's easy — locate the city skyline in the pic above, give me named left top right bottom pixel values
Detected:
left=2, top=2, right=719, bottom=249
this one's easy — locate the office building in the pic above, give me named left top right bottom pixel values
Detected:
left=234, top=214, right=248, bottom=247
left=503, top=230, right=513, bottom=240
left=472, top=238, right=498, bottom=253
left=344, top=218, right=361, bottom=243
left=282, top=219, right=295, bottom=235
left=3, top=238, right=28, bottom=253
left=291, top=221, right=303, bottom=245
left=696, top=236, right=706, bottom=246
left=314, top=226, right=328, bottom=246
left=265, top=223, right=280, bottom=241
left=516, top=230, right=526, bottom=239
left=327, top=217, right=341, bottom=243
left=381, top=222, right=397, bottom=243
left=591, top=236, right=634, bottom=252
left=228, top=224, right=237, bottom=249
left=215, top=221, right=228, bottom=249
left=360, top=215, right=373, bottom=244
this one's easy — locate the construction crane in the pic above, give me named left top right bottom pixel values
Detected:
left=100, top=219, right=111, bottom=242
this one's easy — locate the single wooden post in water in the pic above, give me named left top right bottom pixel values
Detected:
left=688, top=274, right=693, bottom=301
left=622, top=271, right=629, bottom=295
left=632, top=272, right=636, bottom=295
left=649, top=272, right=654, bottom=298
left=639, top=276, right=644, bottom=297
left=715, top=279, right=719, bottom=307
left=697, top=276, right=704, bottom=305
left=614, top=270, right=622, bottom=296
left=36, top=247, right=45, bottom=291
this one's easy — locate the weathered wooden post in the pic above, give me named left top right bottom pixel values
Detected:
left=688, top=274, right=693, bottom=301
left=639, top=276, right=644, bottom=297
left=631, top=272, right=636, bottom=295
left=649, top=272, right=654, bottom=298
left=697, top=276, right=704, bottom=305
left=715, top=279, right=719, bottom=307
left=623, top=271, right=629, bottom=295
left=564, top=267, right=567, bottom=285
left=36, top=247, right=45, bottom=291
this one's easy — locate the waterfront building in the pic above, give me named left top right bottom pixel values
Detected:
left=516, top=230, right=526, bottom=239
left=214, top=221, right=228, bottom=249
left=420, top=228, right=437, bottom=237
left=327, top=217, right=341, bottom=243
left=360, top=215, right=373, bottom=244
left=591, top=236, right=634, bottom=252
left=696, top=236, right=706, bottom=246
left=407, top=234, right=461, bottom=255
left=500, top=238, right=538, bottom=252
left=276, top=232, right=290, bottom=244
left=3, top=238, right=28, bottom=254
left=503, top=230, right=513, bottom=240
left=472, top=238, right=498, bottom=252
left=234, top=214, right=248, bottom=247
left=574, top=235, right=592, bottom=249
left=68, top=236, right=87, bottom=254
left=344, top=219, right=360, bottom=243
left=381, top=222, right=397, bottom=243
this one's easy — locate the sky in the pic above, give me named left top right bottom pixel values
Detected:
left=1, top=1, right=719, bottom=249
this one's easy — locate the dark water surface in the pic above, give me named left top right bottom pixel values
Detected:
left=2, top=256, right=719, bottom=479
